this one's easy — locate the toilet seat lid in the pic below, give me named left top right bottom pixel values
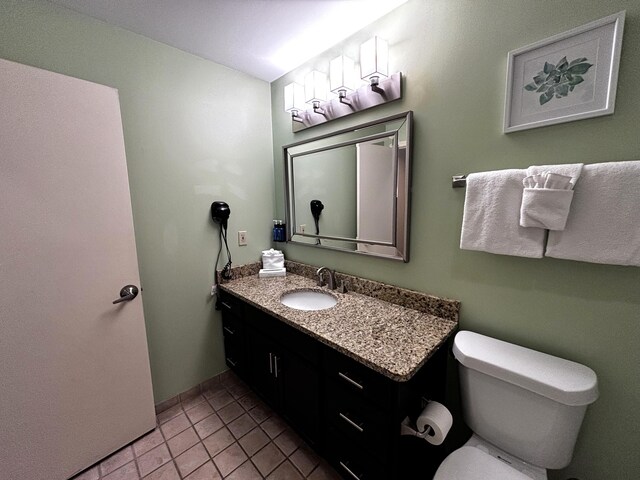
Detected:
left=434, top=447, right=533, bottom=480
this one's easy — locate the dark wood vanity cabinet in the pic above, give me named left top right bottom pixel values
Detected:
left=221, top=292, right=321, bottom=446
left=219, top=290, right=448, bottom=480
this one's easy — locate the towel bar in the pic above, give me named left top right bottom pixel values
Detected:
left=452, top=175, right=467, bottom=188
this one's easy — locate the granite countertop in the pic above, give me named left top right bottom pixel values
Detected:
left=219, top=271, right=458, bottom=382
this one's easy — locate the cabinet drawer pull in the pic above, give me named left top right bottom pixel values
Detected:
left=338, top=371, right=364, bottom=390
left=269, top=352, right=273, bottom=374
left=223, top=326, right=235, bottom=335
left=226, top=357, right=237, bottom=367
left=339, top=412, right=364, bottom=433
left=339, top=461, right=362, bottom=480
left=221, top=301, right=232, bottom=310
left=274, top=356, right=279, bottom=378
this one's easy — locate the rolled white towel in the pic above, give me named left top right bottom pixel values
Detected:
left=520, top=172, right=575, bottom=230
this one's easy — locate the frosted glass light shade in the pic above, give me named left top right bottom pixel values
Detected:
left=284, top=82, right=305, bottom=113
left=304, top=70, right=327, bottom=104
left=360, top=36, right=389, bottom=81
left=330, top=55, right=356, bottom=94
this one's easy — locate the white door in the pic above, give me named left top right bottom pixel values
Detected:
left=0, top=59, right=155, bottom=480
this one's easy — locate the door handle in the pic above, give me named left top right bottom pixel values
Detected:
left=113, top=285, right=139, bottom=304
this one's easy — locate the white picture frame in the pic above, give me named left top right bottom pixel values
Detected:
left=503, top=11, right=625, bottom=133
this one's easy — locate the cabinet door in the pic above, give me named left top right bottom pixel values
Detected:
left=279, top=350, right=321, bottom=445
left=245, top=326, right=281, bottom=407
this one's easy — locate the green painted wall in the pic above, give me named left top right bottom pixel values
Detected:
left=271, top=1, right=640, bottom=479
left=0, top=0, right=274, bottom=403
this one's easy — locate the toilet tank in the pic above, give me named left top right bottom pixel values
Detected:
left=453, top=331, right=598, bottom=469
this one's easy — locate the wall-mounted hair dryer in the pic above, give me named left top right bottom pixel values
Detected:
left=310, top=199, right=324, bottom=245
left=211, top=201, right=230, bottom=229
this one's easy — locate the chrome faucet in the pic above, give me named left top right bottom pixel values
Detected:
left=316, top=266, right=336, bottom=290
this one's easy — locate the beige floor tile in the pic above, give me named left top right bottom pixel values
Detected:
left=237, top=393, right=261, bottom=411
left=252, top=442, right=285, bottom=477
left=133, top=429, right=165, bottom=457
left=72, top=466, right=99, bottom=480
left=174, top=443, right=209, bottom=478
left=136, top=443, right=172, bottom=477
left=225, top=460, right=262, bottom=480
left=160, top=412, right=191, bottom=440
left=202, top=427, right=236, bottom=458
left=307, top=462, right=342, bottom=480
left=227, top=382, right=250, bottom=399
left=100, top=446, right=135, bottom=476
left=213, top=443, right=248, bottom=477
left=238, top=427, right=270, bottom=457
left=208, top=390, right=235, bottom=411
left=186, top=401, right=214, bottom=424
left=202, top=382, right=227, bottom=400
left=266, top=460, right=304, bottom=480
left=181, top=393, right=207, bottom=412
left=218, top=401, right=245, bottom=424
left=194, top=413, right=224, bottom=440
left=183, top=461, right=222, bottom=480
left=142, top=461, right=180, bottom=480
left=261, top=416, right=287, bottom=439
left=167, top=427, right=199, bottom=457
left=156, top=403, right=184, bottom=425
left=273, top=429, right=303, bottom=457
left=290, top=445, right=320, bottom=477
left=228, top=413, right=258, bottom=439
left=103, top=461, right=139, bottom=480
left=247, top=404, right=273, bottom=424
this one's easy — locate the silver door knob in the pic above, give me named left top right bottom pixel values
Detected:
left=113, top=285, right=139, bottom=304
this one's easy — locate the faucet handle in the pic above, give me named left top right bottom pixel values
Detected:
left=317, top=277, right=325, bottom=287
left=337, top=280, right=347, bottom=293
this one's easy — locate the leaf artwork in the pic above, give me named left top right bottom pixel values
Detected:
left=524, top=56, right=593, bottom=105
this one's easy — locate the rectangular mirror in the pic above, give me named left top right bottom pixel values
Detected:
left=283, top=111, right=412, bottom=261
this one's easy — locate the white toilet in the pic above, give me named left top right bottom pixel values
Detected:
left=433, top=331, right=598, bottom=480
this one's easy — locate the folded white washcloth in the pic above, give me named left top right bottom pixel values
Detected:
left=520, top=171, right=575, bottom=230
left=546, top=161, right=640, bottom=266
left=259, top=268, right=286, bottom=278
left=460, top=169, right=546, bottom=258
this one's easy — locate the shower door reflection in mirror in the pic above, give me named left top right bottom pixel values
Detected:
left=284, top=111, right=412, bottom=261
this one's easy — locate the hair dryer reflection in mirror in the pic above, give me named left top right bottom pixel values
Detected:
left=310, top=200, right=324, bottom=245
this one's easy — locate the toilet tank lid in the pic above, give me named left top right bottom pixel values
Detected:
left=453, top=331, right=598, bottom=406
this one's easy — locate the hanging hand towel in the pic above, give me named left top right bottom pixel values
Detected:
left=546, top=161, right=640, bottom=266
left=460, top=169, right=546, bottom=258
left=520, top=172, right=575, bottom=230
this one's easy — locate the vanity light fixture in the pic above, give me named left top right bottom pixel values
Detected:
left=360, top=36, right=389, bottom=93
left=284, top=35, right=402, bottom=132
left=284, top=82, right=306, bottom=122
left=330, top=55, right=356, bottom=105
left=304, top=70, right=328, bottom=115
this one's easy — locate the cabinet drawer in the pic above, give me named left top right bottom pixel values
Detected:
left=326, top=426, right=389, bottom=480
left=324, top=349, right=394, bottom=409
left=219, top=291, right=244, bottom=317
left=222, top=314, right=242, bottom=338
left=325, top=383, right=392, bottom=463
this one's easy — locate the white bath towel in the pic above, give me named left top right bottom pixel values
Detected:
left=546, top=161, right=640, bottom=266
left=527, top=163, right=584, bottom=186
left=460, top=169, right=546, bottom=258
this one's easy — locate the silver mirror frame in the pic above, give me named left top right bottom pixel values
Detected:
left=283, top=111, right=413, bottom=262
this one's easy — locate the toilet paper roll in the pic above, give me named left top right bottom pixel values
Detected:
left=416, top=401, right=453, bottom=445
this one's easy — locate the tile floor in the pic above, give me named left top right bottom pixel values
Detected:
left=72, top=373, right=341, bottom=480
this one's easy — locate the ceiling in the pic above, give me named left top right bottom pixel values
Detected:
left=47, top=0, right=408, bottom=82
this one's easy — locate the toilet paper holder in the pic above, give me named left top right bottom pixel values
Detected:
left=400, top=416, right=434, bottom=439
left=400, top=399, right=453, bottom=445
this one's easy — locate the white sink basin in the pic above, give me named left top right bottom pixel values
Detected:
left=280, top=289, right=338, bottom=311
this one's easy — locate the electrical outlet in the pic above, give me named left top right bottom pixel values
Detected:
left=210, top=284, right=217, bottom=296
left=237, top=230, right=247, bottom=246
left=299, top=224, right=306, bottom=234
